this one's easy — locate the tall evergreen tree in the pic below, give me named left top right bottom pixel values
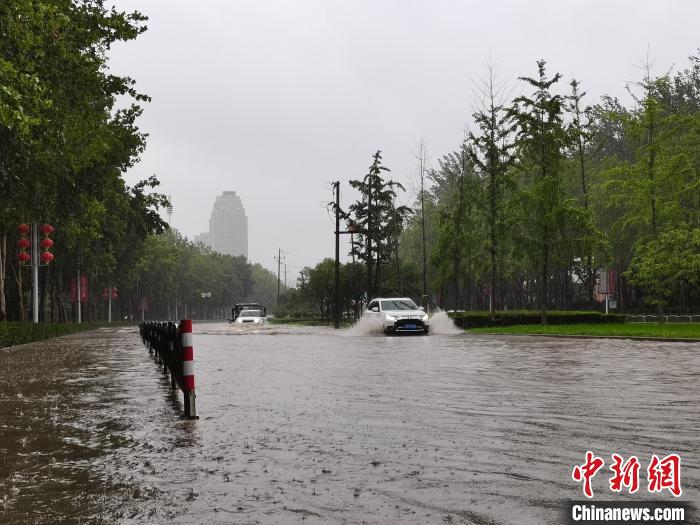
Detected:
left=508, top=60, right=568, bottom=323
left=469, top=66, right=514, bottom=317
left=348, top=151, right=412, bottom=299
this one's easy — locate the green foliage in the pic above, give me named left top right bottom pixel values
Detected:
left=0, top=1, right=167, bottom=321
left=507, top=60, right=571, bottom=320
left=347, top=151, right=412, bottom=297
left=134, top=230, right=278, bottom=320
left=403, top=52, right=699, bottom=318
left=627, top=226, right=700, bottom=306
left=0, top=321, right=109, bottom=348
left=429, top=144, right=484, bottom=308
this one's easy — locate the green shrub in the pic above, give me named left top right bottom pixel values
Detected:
left=447, top=310, right=625, bottom=329
left=0, top=322, right=106, bottom=349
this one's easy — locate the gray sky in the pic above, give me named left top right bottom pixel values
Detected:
left=108, top=0, right=700, bottom=279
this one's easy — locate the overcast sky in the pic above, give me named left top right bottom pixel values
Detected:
left=108, top=0, right=700, bottom=279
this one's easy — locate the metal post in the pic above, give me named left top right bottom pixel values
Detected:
left=605, top=293, right=609, bottom=315
left=32, top=223, right=39, bottom=323
left=334, top=182, right=341, bottom=329
left=277, top=247, right=281, bottom=305
left=107, top=284, right=112, bottom=323
left=180, top=320, right=198, bottom=419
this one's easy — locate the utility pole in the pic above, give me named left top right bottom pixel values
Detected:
left=31, top=223, right=39, bottom=323
left=334, top=182, right=340, bottom=329
left=274, top=248, right=285, bottom=305
left=419, top=144, right=428, bottom=311
left=366, top=172, right=373, bottom=299
left=333, top=182, right=358, bottom=329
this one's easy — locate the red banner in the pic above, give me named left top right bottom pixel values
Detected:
left=80, top=274, right=88, bottom=303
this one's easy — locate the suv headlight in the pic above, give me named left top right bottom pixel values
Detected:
left=422, top=314, right=429, bottom=322
left=385, top=315, right=396, bottom=322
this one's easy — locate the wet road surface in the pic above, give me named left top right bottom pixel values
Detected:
left=0, top=321, right=698, bottom=524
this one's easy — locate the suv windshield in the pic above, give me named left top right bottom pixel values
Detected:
left=240, top=310, right=261, bottom=317
left=381, top=300, right=418, bottom=311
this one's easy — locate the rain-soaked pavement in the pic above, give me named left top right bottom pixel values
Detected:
left=0, top=318, right=698, bottom=524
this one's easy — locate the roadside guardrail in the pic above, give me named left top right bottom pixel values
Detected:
left=139, top=319, right=198, bottom=419
left=626, top=314, right=698, bottom=323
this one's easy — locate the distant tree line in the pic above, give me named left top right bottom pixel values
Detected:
left=282, top=52, right=700, bottom=321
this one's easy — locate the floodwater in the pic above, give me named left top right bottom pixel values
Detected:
left=0, top=320, right=698, bottom=524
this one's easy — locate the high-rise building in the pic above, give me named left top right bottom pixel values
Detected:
left=195, top=191, right=248, bottom=258
left=193, top=232, right=210, bottom=247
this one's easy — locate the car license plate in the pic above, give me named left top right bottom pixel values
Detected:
left=405, top=323, right=416, bottom=329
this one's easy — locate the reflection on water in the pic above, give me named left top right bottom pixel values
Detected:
left=0, top=323, right=698, bottom=524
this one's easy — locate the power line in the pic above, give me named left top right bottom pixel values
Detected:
left=280, top=249, right=320, bottom=262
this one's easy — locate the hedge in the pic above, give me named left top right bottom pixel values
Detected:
left=0, top=322, right=104, bottom=349
left=447, top=310, right=625, bottom=329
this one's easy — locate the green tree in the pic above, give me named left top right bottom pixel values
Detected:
left=627, top=226, right=700, bottom=308
left=508, top=60, right=569, bottom=323
left=469, top=66, right=515, bottom=315
left=348, top=151, right=412, bottom=299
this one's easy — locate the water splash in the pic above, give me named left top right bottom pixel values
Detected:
left=344, top=309, right=461, bottom=336
left=344, top=315, right=385, bottom=336
left=428, top=310, right=461, bottom=335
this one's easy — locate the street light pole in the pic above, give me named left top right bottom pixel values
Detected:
left=31, top=223, right=39, bottom=323
left=334, top=182, right=341, bottom=329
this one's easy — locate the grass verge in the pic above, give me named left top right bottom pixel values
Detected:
left=0, top=322, right=127, bottom=349
left=466, top=322, right=700, bottom=340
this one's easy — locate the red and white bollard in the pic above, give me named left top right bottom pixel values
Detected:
left=180, top=319, right=198, bottom=419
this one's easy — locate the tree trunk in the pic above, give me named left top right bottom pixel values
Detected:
left=16, top=262, right=25, bottom=321
left=540, top=242, right=548, bottom=325
left=0, top=232, right=6, bottom=321
left=394, top=250, right=403, bottom=295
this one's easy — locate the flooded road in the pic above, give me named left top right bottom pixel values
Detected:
left=0, top=322, right=698, bottom=524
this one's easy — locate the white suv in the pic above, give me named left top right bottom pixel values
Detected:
left=366, top=297, right=429, bottom=335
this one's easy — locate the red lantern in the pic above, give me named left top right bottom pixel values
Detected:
left=40, top=252, right=54, bottom=264
left=17, top=238, right=31, bottom=249
left=18, top=252, right=31, bottom=263
left=39, top=224, right=54, bottom=235
left=112, top=287, right=118, bottom=299
left=18, top=223, right=30, bottom=235
left=39, top=238, right=54, bottom=249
